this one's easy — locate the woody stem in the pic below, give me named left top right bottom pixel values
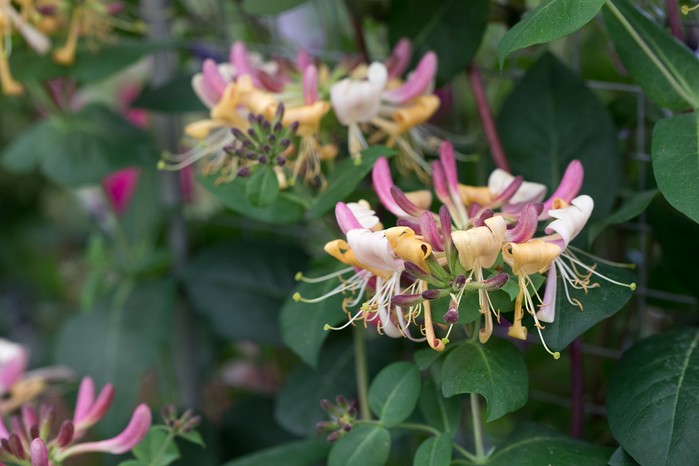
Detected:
left=353, top=325, right=371, bottom=420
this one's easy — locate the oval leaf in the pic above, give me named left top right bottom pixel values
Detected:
left=499, top=0, right=606, bottom=66
left=388, top=0, right=489, bottom=83
left=602, top=0, right=699, bottom=110
left=328, top=425, right=391, bottom=466
left=538, top=260, right=635, bottom=352
left=413, top=433, right=452, bottom=466
left=441, top=338, right=528, bottom=421
left=607, top=328, right=699, bottom=466
left=246, top=166, right=280, bottom=207
left=651, top=113, right=699, bottom=224
left=279, top=262, right=348, bottom=368
left=368, top=361, right=421, bottom=427
left=497, top=53, right=620, bottom=218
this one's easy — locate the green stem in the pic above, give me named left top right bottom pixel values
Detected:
left=471, top=393, right=485, bottom=461
left=353, top=325, right=371, bottom=420
left=605, top=0, right=697, bottom=106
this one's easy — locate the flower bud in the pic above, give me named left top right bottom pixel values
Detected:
left=237, top=167, right=251, bottom=177
left=30, top=438, right=49, bottom=466
left=443, top=309, right=459, bottom=324
left=57, top=420, right=74, bottom=448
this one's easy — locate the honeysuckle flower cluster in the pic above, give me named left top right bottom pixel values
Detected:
left=160, top=39, right=442, bottom=187
left=0, top=0, right=138, bottom=95
left=316, top=395, right=357, bottom=443
left=0, top=376, right=151, bottom=465
left=296, top=142, right=635, bottom=358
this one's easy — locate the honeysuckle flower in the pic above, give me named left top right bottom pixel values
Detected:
left=0, top=376, right=151, bottom=465
left=330, top=62, right=388, bottom=160
left=540, top=160, right=584, bottom=218
left=372, top=156, right=432, bottom=221
left=192, top=57, right=236, bottom=108
left=433, top=141, right=470, bottom=229
left=0, top=0, right=51, bottom=95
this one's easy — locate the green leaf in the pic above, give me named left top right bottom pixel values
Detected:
left=539, top=260, right=635, bottom=352
left=222, top=438, right=330, bottom=466
left=55, top=280, right=175, bottom=434
left=309, top=146, right=394, bottom=219
left=607, top=328, right=699, bottom=466
left=482, top=423, right=613, bottom=465
left=608, top=447, right=641, bottom=466
left=388, top=0, right=489, bottom=83
left=179, top=430, right=206, bottom=448
left=414, top=348, right=445, bottom=371
left=133, top=74, right=207, bottom=113
left=328, top=425, right=391, bottom=466
left=132, top=428, right=180, bottom=466
left=651, top=113, right=699, bottom=224
left=241, top=0, right=309, bottom=15
left=497, top=53, right=621, bottom=219
left=499, top=0, right=606, bottom=67
left=602, top=0, right=699, bottom=110
left=199, top=175, right=306, bottom=224
left=441, top=338, right=528, bottom=421
left=419, top=375, right=461, bottom=434
left=183, top=240, right=307, bottom=344
left=368, top=361, right=421, bottom=427
left=2, top=104, right=154, bottom=186
left=413, top=433, right=452, bottom=466
left=246, top=166, right=280, bottom=207
left=279, top=262, right=348, bottom=368
left=588, top=189, right=658, bottom=243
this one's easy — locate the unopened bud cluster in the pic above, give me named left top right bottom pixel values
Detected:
left=316, top=395, right=357, bottom=442
left=161, top=404, right=201, bottom=434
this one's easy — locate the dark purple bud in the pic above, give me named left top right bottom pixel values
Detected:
left=422, top=289, right=448, bottom=300
left=276, top=157, right=287, bottom=166
left=246, top=152, right=257, bottom=160
left=182, top=415, right=201, bottom=432
left=347, top=405, right=357, bottom=417
left=326, top=431, right=341, bottom=443
left=391, top=294, right=424, bottom=307
left=1, top=439, right=11, bottom=453
left=223, top=144, right=235, bottom=155
left=480, top=273, right=509, bottom=291
left=237, top=167, right=251, bottom=177
left=36, top=4, right=57, bottom=15
left=247, top=113, right=257, bottom=126
left=56, top=420, right=74, bottom=448
left=243, top=139, right=254, bottom=149
left=443, top=309, right=459, bottom=324
left=234, top=147, right=245, bottom=157
left=279, top=138, right=291, bottom=148
left=231, top=127, right=246, bottom=140
left=261, top=120, right=271, bottom=132
left=289, top=121, right=300, bottom=134
left=342, top=424, right=352, bottom=432
left=29, top=425, right=39, bottom=440
left=261, top=145, right=271, bottom=154
left=472, top=208, right=494, bottom=227
left=454, top=275, right=467, bottom=289
left=275, top=103, right=285, bottom=120
left=247, top=128, right=257, bottom=138
left=316, top=421, right=334, bottom=432
left=256, top=114, right=266, bottom=126
left=258, top=156, right=268, bottom=164
left=161, top=404, right=177, bottom=422
left=8, top=434, right=25, bottom=459
left=403, top=262, right=430, bottom=281
left=267, top=134, right=277, bottom=144
left=335, top=395, right=348, bottom=409
left=273, top=122, right=283, bottom=134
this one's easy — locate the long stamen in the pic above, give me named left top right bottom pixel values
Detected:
left=295, top=267, right=354, bottom=283
left=563, top=252, right=636, bottom=289
left=568, top=246, right=636, bottom=269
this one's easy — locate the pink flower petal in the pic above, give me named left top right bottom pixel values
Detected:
left=302, top=64, right=318, bottom=105
left=542, top=160, right=584, bottom=214
left=385, top=38, right=412, bottom=78
left=537, top=265, right=557, bottom=323
left=335, top=202, right=363, bottom=234
left=372, top=157, right=408, bottom=218
left=383, top=51, right=437, bottom=103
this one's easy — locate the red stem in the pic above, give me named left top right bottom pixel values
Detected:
left=569, top=337, right=584, bottom=438
left=467, top=65, right=510, bottom=172
left=665, top=0, right=685, bottom=42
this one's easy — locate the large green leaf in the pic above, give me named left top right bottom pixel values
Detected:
left=388, top=0, right=489, bottom=83
left=241, top=0, right=309, bottom=15
left=309, top=146, right=394, bottom=219
left=368, top=361, right=421, bottom=427
left=607, top=328, right=699, bottom=466
left=199, top=175, right=307, bottom=224
left=608, top=447, right=641, bottom=466
left=222, top=438, right=330, bottom=466
left=55, top=280, right=174, bottom=434
left=538, top=261, right=635, bottom=352
left=482, top=423, right=613, bottom=465
left=441, top=338, right=528, bottom=421
left=133, top=74, right=207, bottom=113
left=132, top=428, right=180, bottom=466
left=245, top=165, right=280, bottom=207
left=419, top=375, right=461, bottom=434
left=588, top=189, right=658, bottom=243
left=602, top=0, right=699, bottom=110
left=497, top=53, right=620, bottom=218
left=651, top=113, right=699, bottom=224
left=279, top=262, right=348, bottom=368
left=413, top=433, right=452, bottom=466
left=499, top=0, right=606, bottom=66
left=2, top=104, right=154, bottom=186
left=183, top=240, right=307, bottom=344
left=328, top=425, right=391, bottom=466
